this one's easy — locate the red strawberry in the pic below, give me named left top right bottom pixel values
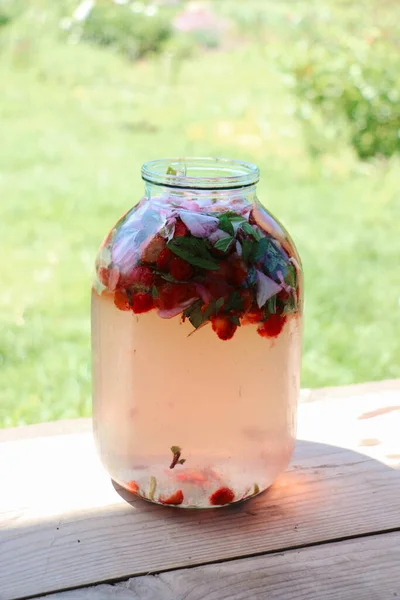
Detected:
left=131, top=292, right=154, bottom=314
left=169, top=256, right=193, bottom=281
left=174, top=219, right=189, bottom=237
left=126, top=481, right=139, bottom=494
left=120, top=265, right=154, bottom=289
left=240, top=289, right=253, bottom=313
left=257, top=314, right=287, bottom=338
left=230, top=258, right=247, bottom=286
left=159, top=489, right=184, bottom=505
left=211, top=261, right=233, bottom=281
left=156, top=248, right=174, bottom=271
left=141, top=234, right=166, bottom=264
left=158, top=283, right=196, bottom=310
left=114, top=289, right=131, bottom=311
left=211, top=315, right=237, bottom=340
left=209, top=487, right=235, bottom=505
left=205, top=278, right=233, bottom=301
left=244, top=304, right=263, bottom=324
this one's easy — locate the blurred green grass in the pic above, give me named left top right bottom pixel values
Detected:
left=1, top=1, right=399, bottom=427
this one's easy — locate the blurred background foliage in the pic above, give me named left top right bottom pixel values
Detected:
left=0, top=0, right=399, bottom=426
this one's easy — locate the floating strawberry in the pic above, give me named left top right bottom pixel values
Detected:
left=126, top=481, right=139, bottom=494
left=141, top=234, right=166, bottom=264
left=158, top=283, right=197, bottom=310
left=169, top=256, right=193, bottom=281
left=257, top=313, right=287, bottom=338
left=159, top=489, right=184, bottom=505
left=239, top=289, right=253, bottom=313
left=174, top=219, right=189, bottom=238
left=211, top=316, right=237, bottom=341
left=205, top=278, right=233, bottom=302
left=120, top=265, right=154, bottom=289
left=230, top=258, right=247, bottom=286
left=131, top=292, right=154, bottom=314
left=209, top=487, right=235, bottom=505
left=156, top=248, right=174, bottom=271
left=243, top=304, right=263, bottom=324
left=114, top=289, right=131, bottom=311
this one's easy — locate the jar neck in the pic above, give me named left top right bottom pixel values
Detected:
left=141, top=158, right=259, bottom=209
left=144, top=182, right=258, bottom=207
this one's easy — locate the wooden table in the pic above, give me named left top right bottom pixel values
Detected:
left=1, top=380, right=399, bottom=600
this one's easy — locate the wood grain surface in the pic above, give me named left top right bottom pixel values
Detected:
left=1, top=380, right=399, bottom=600
left=39, top=532, right=400, bottom=600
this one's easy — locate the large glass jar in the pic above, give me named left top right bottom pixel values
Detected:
left=92, top=158, right=303, bottom=508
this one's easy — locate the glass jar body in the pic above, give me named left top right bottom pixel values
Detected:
left=91, top=166, right=302, bottom=508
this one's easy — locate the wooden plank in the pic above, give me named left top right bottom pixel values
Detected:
left=0, top=382, right=399, bottom=600
left=39, top=532, right=400, bottom=600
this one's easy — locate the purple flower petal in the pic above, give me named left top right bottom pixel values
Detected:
left=157, top=297, right=197, bottom=319
left=179, top=211, right=219, bottom=238
left=256, top=270, right=282, bottom=308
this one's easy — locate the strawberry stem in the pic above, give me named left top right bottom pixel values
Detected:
left=170, top=445, right=185, bottom=469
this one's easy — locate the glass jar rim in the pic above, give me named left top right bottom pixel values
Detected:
left=141, top=157, right=260, bottom=190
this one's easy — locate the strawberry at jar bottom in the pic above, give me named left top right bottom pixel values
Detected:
left=159, top=490, right=184, bottom=505
left=209, top=487, right=235, bottom=505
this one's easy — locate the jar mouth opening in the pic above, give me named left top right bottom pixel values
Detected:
left=141, top=157, right=260, bottom=190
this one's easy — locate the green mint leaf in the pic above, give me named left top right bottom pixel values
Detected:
left=242, top=239, right=257, bottom=263
left=285, top=262, right=297, bottom=288
left=214, top=236, right=234, bottom=252
left=151, top=285, right=159, bottom=298
left=178, top=459, right=186, bottom=465
left=166, top=165, right=177, bottom=175
left=215, top=297, right=225, bottom=314
left=254, top=237, right=272, bottom=261
left=223, top=211, right=247, bottom=223
left=184, top=299, right=205, bottom=328
left=170, top=446, right=181, bottom=454
left=218, top=214, right=235, bottom=235
left=229, top=314, right=241, bottom=326
left=283, top=291, right=298, bottom=314
left=225, top=291, right=244, bottom=312
left=153, top=270, right=190, bottom=284
left=266, top=295, right=277, bottom=315
left=167, top=237, right=219, bottom=271
left=203, top=302, right=216, bottom=320
left=253, top=483, right=260, bottom=495
left=242, top=222, right=262, bottom=241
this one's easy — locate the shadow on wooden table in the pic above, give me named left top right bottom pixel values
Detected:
left=1, top=438, right=399, bottom=600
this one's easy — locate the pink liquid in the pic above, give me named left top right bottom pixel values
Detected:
left=92, top=290, right=301, bottom=508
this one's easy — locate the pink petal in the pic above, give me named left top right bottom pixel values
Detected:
left=179, top=211, right=219, bottom=238
left=277, top=270, right=292, bottom=293
left=195, top=283, right=213, bottom=304
left=256, top=270, right=282, bottom=308
left=112, top=233, right=139, bottom=271
left=208, top=228, right=229, bottom=243
left=183, top=201, right=201, bottom=212
left=157, top=297, right=197, bottom=319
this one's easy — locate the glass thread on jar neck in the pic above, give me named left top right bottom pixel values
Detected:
left=142, top=157, right=259, bottom=204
